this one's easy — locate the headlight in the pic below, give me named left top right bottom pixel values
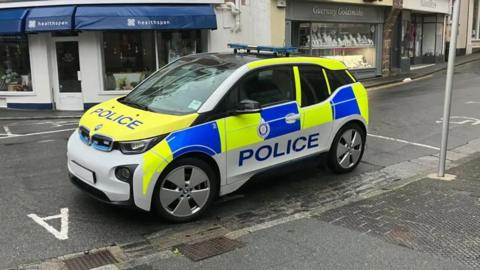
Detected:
left=118, top=134, right=167, bottom=155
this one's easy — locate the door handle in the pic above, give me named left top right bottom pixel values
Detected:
left=285, top=113, right=300, bottom=124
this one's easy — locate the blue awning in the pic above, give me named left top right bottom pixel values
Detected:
left=0, top=8, right=29, bottom=35
left=75, top=4, right=217, bottom=31
left=25, top=6, right=75, bottom=32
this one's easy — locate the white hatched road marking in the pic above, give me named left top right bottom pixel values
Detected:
left=28, top=208, right=69, bottom=240
left=3, top=125, right=12, bottom=135
left=0, top=128, right=75, bottom=140
left=367, top=134, right=440, bottom=151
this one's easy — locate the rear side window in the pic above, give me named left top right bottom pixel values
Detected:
left=298, top=65, right=330, bottom=107
left=325, top=70, right=355, bottom=92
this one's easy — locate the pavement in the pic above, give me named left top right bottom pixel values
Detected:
left=2, top=59, right=480, bottom=269
left=118, top=150, right=480, bottom=270
left=0, top=52, right=479, bottom=120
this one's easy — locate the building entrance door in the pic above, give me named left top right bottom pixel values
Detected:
left=52, top=40, right=83, bottom=111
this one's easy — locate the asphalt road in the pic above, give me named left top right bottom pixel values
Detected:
left=1, top=61, right=480, bottom=268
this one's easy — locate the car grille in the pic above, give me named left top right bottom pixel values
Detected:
left=78, top=126, right=114, bottom=152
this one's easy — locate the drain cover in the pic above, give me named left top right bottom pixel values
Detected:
left=64, top=250, right=118, bottom=270
left=177, top=236, right=244, bottom=261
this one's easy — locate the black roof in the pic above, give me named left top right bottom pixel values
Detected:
left=179, top=52, right=274, bottom=69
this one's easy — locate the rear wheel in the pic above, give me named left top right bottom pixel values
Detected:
left=327, top=123, right=365, bottom=173
left=152, top=158, right=218, bottom=222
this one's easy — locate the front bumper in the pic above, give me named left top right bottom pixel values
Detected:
left=67, top=132, right=144, bottom=206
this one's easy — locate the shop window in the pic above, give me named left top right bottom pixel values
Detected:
left=325, top=70, right=355, bottom=92
left=296, top=22, right=376, bottom=70
left=298, top=65, right=329, bottom=107
left=102, top=31, right=156, bottom=91
left=473, top=0, right=480, bottom=40
left=156, top=31, right=201, bottom=68
left=0, top=36, right=32, bottom=92
left=236, top=67, right=295, bottom=107
left=406, top=14, right=445, bottom=64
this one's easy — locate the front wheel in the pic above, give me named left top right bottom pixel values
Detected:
left=152, top=158, right=218, bottom=222
left=327, top=123, right=366, bottom=174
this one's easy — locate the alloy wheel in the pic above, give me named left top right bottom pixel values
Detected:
left=336, top=129, right=363, bottom=169
left=159, top=165, right=210, bottom=218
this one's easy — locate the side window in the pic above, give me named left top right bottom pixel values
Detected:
left=325, top=70, right=355, bottom=92
left=237, top=66, right=295, bottom=107
left=298, top=65, right=330, bottom=107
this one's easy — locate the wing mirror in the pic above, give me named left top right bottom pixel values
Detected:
left=235, top=99, right=261, bottom=114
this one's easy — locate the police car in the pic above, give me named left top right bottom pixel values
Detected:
left=67, top=44, right=369, bottom=222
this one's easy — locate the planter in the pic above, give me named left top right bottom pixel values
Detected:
left=8, top=84, right=22, bottom=92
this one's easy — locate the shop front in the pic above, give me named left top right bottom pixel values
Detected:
left=0, top=2, right=218, bottom=110
left=285, top=1, right=386, bottom=78
left=395, top=0, right=449, bottom=67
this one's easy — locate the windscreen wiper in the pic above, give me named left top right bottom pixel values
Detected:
left=120, top=99, right=150, bottom=111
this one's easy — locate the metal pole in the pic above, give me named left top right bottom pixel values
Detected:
left=476, top=0, right=480, bottom=40
left=438, top=0, right=461, bottom=177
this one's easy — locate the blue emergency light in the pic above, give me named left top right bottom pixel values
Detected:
left=228, top=43, right=298, bottom=56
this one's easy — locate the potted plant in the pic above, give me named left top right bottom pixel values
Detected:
left=1, top=69, right=20, bottom=91
left=0, top=66, right=6, bottom=91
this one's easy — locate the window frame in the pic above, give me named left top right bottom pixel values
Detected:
left=0, top=35, right=34, bottom=94
left=295, top=64, right=332, bottom=108
left=220, top=64, right=298, bottom=112
left=324, top=69, right=356, bottom=94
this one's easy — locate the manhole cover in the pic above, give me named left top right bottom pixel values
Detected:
left=177, top=236, right=244, bottom=261
left=64, top=250, right=118, bottom=270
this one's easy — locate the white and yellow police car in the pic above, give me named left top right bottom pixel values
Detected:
left=67, top=44, right=369, bottom=222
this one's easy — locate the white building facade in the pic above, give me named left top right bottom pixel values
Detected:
left=0, top=0, right=284, bottom=110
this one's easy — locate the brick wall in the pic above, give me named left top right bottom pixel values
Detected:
left=382, top=0, right=402, bottom=75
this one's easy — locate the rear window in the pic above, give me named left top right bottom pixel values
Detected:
left=325, top=70, right=355, bottom=92
left=298, top=65, right=330, bottom=107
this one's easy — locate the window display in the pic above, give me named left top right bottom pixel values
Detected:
left=404, top=14, right=445, bottom=64
left=0, top=36, right=32, bottom=92
left=297, top=23, right=376, bottom=69
left=156, top=30, right=200, bottom=68
left=103, top=31, right=156, bottom=91
left=103, top=30, right=202, bottom=91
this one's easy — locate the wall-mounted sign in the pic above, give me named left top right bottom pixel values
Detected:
left=312, top=7, right=364, bottom=17
left=403, top=0, right=449, bottom=14
left=286, top=1, right=384, bottom=23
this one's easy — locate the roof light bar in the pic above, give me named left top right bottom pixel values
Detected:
left=228, top=43, right=298, bottom=56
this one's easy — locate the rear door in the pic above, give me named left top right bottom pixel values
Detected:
left=294, top=65, right=335, bottom=153
left=224, top=65, right=302, bottom=183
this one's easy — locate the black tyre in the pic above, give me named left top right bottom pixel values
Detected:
left=152, top=157, right=218, bottom=222
left=327, top=122, right=366, bottom=174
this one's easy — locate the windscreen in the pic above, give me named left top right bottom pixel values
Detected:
left=121, top=55, right=239, bottom=115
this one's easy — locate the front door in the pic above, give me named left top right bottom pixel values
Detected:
left=53, top=41, right=83, bottom=111
left=224, top=66, right=302, bottom=183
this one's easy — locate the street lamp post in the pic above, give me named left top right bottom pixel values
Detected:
left=438, top=0, right=461, bottom=177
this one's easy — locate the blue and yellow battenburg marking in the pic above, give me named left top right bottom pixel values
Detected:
left=142, top=82, right=368, bottom=195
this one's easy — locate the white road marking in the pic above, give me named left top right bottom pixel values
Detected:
left=435, top=116, right=480, bottom=126
left=0, top=128, right=75, bottom=140
left=28, top=208, right=69, bottom=240
left=3, top=126, right=12, bottom=135
left=226, top=212, right=311, bottom=239
left=38, top=139, right=56, bottom=144
left=367, top=133, right=440, bottom=151
left=465, top=101, right=480, bottom=104
left=32, top=120, right=79, bottom=127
